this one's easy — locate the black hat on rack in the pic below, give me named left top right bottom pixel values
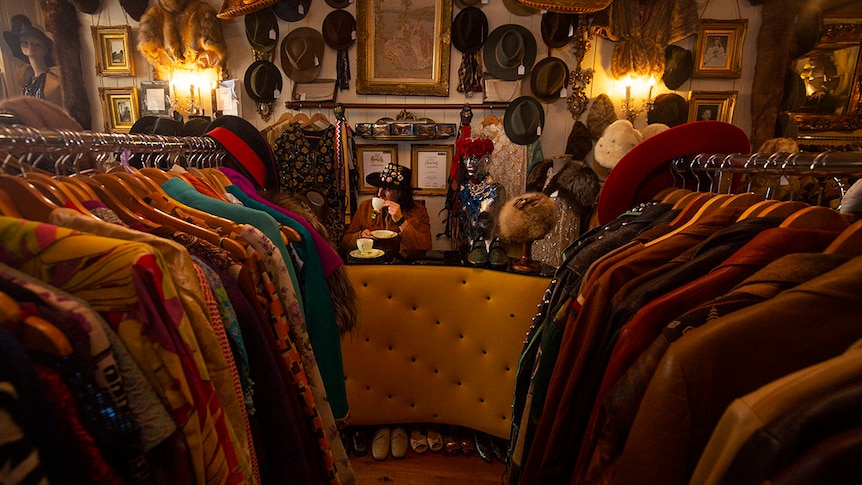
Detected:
left=504, top=96, right=545, bottom=146
left=244, top=60, right=283, bottom=103
left=206, top=115, right=279, bottom=192
left=322, top=10, right=356, bottom=51
left=452, top=7, right=488, bottom=53
left=325, top=0, right=349, bottom=8
left=483, top=24, right=537, bottom=81
left=274, top=0, right=312, bottom=22
left=130, top=115, right=184, bottom=136
left=541, top=12, right=578, bottom=49
left=281, top=27, right=324, bottom=83
left=3, top=15, right=55, bottom=66
left=245, top=8, right=280, bottom=54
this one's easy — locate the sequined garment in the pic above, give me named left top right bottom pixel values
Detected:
left=533, top=195, right=581, bottom=268
left=474, top=121, right=527, bottom=199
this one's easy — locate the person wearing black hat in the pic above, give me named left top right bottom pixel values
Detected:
left=3, top=15, right=61, bottom=106
left=340, top=162, right=432, bottom=257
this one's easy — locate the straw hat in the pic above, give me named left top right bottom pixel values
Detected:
left=216, top=0, right=277, bottom=19
left=516, top=0, right=611, bottom=14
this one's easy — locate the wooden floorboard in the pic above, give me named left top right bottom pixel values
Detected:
left=350, top=451, right=508, bottom=484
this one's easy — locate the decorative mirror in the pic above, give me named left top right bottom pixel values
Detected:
left=789, top=23, right=862, bottom=131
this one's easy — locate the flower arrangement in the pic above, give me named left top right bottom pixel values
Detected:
left=456, top=136, right=494, bottom=159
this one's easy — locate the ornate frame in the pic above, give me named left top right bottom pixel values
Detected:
left=357, top=144, right=399, bottom=194
left=356, top=0, right=452, bottom=96
left=99, top=87, right=139, bottom=133
left=693, top=19, right=747, bottom=79
left=688, top=91, right=738, bottom=123
left=411, top=144, right=452, bottom=195
left=92, top=26, right=135, bottom=77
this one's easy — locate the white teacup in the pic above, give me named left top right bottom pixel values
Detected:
left=357, top=238, right=374, bottom=254
left=371, top=197, right=385, bottom=211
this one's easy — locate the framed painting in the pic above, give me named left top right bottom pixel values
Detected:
left=411, top=144, right=452, bottom=195
left=99, top=87, right=139, bottom=132
left=688, top=91, right=737, bottom=123
left=357, top=144, right=399, bottom=194
left=356, top=0, right=452, bottom=96
left=139, top=80, right=171, bottom=117
left=92, top=26, right=135, bottom=77
left=693, top=19, right=747, bottom=79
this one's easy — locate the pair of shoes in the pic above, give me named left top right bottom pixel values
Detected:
left=474, top=430, right=494, bottom=463
left=372, top=427, right=391, bottom=460
left=351, top=428, right=368, bottom=457
left=488, top=238, right=509, bottom=269
left=339, top=430, right=351, bottom=456
left=467, top=239, right=488, bottom=266
left=391, top=426, right=409, bottom=459
left=459, top=428, right=475, bottom=456
left=442, top=426, right=461, bottom=456
left=490, top=436, right=508, bottom=463
left=426, top=425, right=444, bottom=453
left=410, top=427, right=428, bottom=454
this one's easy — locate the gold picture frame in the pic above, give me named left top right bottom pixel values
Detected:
left=357, top=144, right=399, bottom=194
left=693, top=19, right=747, bottom=79
left=688, top=91, right=738, bottom=123
left=92, top=26, right=135, bottom=77
left=99, top=87, right=139, bottom=132
left=356, top=0, right=452, bottom=96
left=411, top=144, right=452, bottom=195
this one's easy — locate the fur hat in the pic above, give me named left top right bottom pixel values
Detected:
left=365, top=162, right=413, bottom=190
left=565, top=121, right=593, bottom=160
left=594, top=119, right=643, bottom=170
left=586, top=93, right=617, bottom=140
left=647, top=93, right=688, bottom=127
left=662, top=45, right=693, bottom=90
left=497, top=192, right=558, bottom=243
left=640, top=123, right=669, bottom=140
left=206, top=115, right=279, bottom=192
left=525, top=157, right=600, bottom=211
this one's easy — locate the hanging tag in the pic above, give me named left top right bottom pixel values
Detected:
left=351, top=30, right=356, bottom=40
left=273, top=89, right=281, bottom=98
left=297, top=4, right=304, bottom=14
left=560, top=87, right=567, bottom=97
left=540, top=9, right=547, bottom=13
left=550, top=190, right=559, bottom=198
left=537, top=125, right=542, bottom=136
left=481, top=0, right=488, bottom=3
left=269, top=29, right=276, bottom=40
left=517, top=64, right=525, bottom=76
left=314, top=55, right=320, bottom=66
left=568, top=25, right=574, bottom=36
left=780, top=176, right=789, bottom=186
left=299, top=92, right=307, bottom=101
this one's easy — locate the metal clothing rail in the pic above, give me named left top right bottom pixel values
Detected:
left=678, top=151, right=862, bottom=178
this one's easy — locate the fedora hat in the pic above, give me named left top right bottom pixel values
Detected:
left=517, top=0, right=610, bottom=14
left=325, top=0, right=349, bottom=8
left=216, top=0, right=277, bottom=18
left=130, top=115, right=183, bottom=136
left=452, top=7, right=488, bottom=54
left=3, top=15, right=54, bottom=66
left=541, top=12, right=578, bottom=49
left=273, top=0, right=312, bottom=22
left=281, top=27, right=324, bottom=83
left=245, top=8, right=280, bottom=53
left=322, top=10, right=356, bottom=51
left=243, top=59, right=283, bottom=103
left=366, top=162, right=413, bottom=190
left=206, top=115, right=279, bottom=192
left=454, top=0, right=481, bottom=7
left=596, top=121, right=751, bottom=224
left=530, top=56, right=569, bottom=103
left=502, top=0, right=538, bottom=16
left=483, top=24, right=537, bottom=81
left=662, top=45, right=694, bottom=90
left=504, top=96, right=545, bottom=146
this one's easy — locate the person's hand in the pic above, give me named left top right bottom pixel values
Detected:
left=383, top=200, right=403, bottom=221
left=360, top=229, right=373, bottom=238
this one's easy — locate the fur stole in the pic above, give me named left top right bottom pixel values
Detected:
left=525, top=159, right=600, bottom=211
left=43, top=0, right=91, bottom=129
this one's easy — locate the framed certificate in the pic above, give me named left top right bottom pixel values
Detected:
left=411, top=144, right=452, bottom=195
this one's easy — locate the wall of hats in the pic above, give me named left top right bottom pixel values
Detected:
left=0, top=0, right=762, bottom=250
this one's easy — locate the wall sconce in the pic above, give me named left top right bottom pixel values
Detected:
left=620, top=75, right=655, bottom=123
left=169, top=68, right=219, bottom=118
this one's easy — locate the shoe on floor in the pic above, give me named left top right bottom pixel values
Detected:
left=488, top=238, right=509, bottom=269
left=352, top=428, right=368, bottom=457
left=467, top=239, right=488, bottom=266
left=391, top=426, right=409, bottom=459
left=474, top=430, right=494, bottom=463
left=372, top=427, right=391, bottom=461
left=410, top=427, right=428, bottom=454
left=490, top=436, right=508, bottom=463
left=459, top=428, right=475, bottom=456
left=426, top=426, right=444, bottom=453
left=442, top=426, right=461, bottom=456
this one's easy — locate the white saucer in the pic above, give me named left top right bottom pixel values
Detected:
left=372, top=229, right=398, bottom=239
left=350, top=248, right=385, bottom=259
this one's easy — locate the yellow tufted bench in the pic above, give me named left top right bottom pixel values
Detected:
left=341, top=264, right=551, bottom=439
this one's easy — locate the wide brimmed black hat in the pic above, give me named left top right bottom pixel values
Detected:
left=365, top=162, right=413, bottom=190
left=541, top=12, right=578, bottom=49
left=662, top=45, right=694, bottom=90
left=129, top=115, right=183, bottom=136
left=3, top=15, right=54, bottom=66
left=273, top=0, right=312, bottom=22
left=504, top=96, right=545, bottom=146
left=245, top=7, right=280, bottom=53
left=530, top=56, right=569, bottom=103
left=243, top=60, right=283, bottom=103
left=483, top=24, right=537, bottom=81
left=452, top=6, right=488, bottom=54
left=325, top=0, right=349, bottom=8
left=206, top=115, right=279, bottom=192
left=281, top=27, right=324, bottom=83
left=323, top=10, right=356, bottom=51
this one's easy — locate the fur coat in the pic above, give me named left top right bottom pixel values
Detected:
left=526, top=158, right=600, bottom=213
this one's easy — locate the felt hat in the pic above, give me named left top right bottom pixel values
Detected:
left=70, top=0, right=100, bottom=15
left=273, top=0, right=312, bottom=22
left=245, top=8, right=280, bottom=53
left=454, top=0, right=481, bottom=7
left=181, top=117, right=212, bottom=137
left=0, top=96, right=82, bottom=131
left=502, top=0, right=538, bottom=16
left=452, top=7, right=488, bottom=54
left=243, top=60, right=283, bottom=103
left=130, top=115, right=183, bottom=136
left=118, top=0, right=147, bottom=20
left=325, top=0, right=349, bottom=8
left=216, top=0, right=277, bottom=19
left=3, top=15, right=54, bottom=66
left=530, top=56, right=569, bottom=103
left=365, top=162, right=413, bottom=190
left=206, top=115, right=279, bottom=192
left=646, top=93, right=688, bottom=127
left=541, top=12, right=578, bottom=49
left=504, top=96, right=545, bottom=146
left=280, top=27, right=324, bottom=83
left=662, top=45, right=694, bottom=90
left=516, top=0, right=610, bottom=13
left=322, top=10, right=356, bottom=51
left=596, top=121, right=751, bottom=225
left=566, top=121, right=593, bottom=160
left=483, top=24, right=537, bottom=81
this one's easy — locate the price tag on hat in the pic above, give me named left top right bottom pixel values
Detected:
left=560, top=87, right=567, bottom=98
left=297, top=4, right=304, bottom=14
left=314, top=55, right=320, bottom=66
left=518, top=64, right=525, bottom=76
left=269, top=29, right=277, bottom=40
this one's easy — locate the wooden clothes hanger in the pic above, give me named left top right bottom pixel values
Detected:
left=481, top=115, right=501, bottom=127
left=779, top=205, right=851, bottom=231
left=0, top=175, right=60, bottom=222
left=0, top=291, right=72, bottom=358
left=756, top=200, right=809, bottom=220
left=824, top=219, right=862, bottom=256
left=300, top=112, right=331, bottom=130
left=79, top=176, right=160, bottom=230
left=645, top=193, right=731, bottom=248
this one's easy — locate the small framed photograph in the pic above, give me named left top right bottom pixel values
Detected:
left=99, top=87, right=139, bottom=132
left=411, top=144, right=452, bottom=195
left=693, top=19, right=747, bottom=78
left=356, top=144, right=399, bottom=194
left=140, top=80, right=171, bottom=117
left=92, top=26, right=135, bottom=77
left=688, top=91, right=738, bottom=123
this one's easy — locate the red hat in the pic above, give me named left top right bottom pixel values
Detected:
left=596, top=121, right=751, bottom=225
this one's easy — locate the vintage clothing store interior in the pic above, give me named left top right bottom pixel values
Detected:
left=1, top=0, right=862, bottom=483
